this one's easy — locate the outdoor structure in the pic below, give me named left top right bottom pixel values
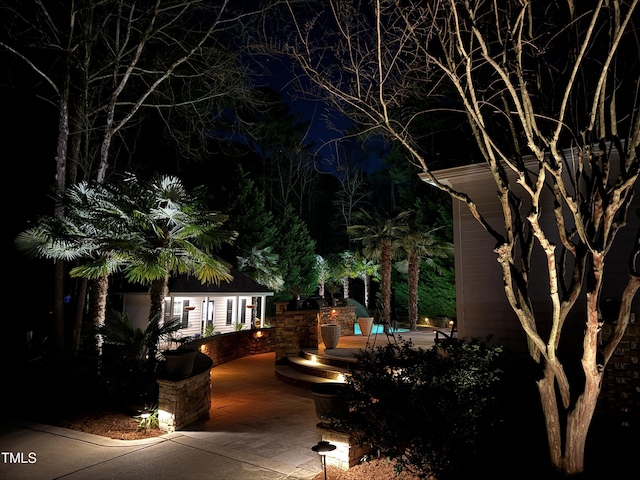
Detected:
left=424, top=153, right=640, bottom=427
left=423, top=153, right=640, bottom=354
left=157, top=355, right=213, bottom=433
left=273, top=302, right=358, bottom=362
left=117, top=268, right=274, bottom=339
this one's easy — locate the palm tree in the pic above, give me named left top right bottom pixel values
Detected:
left=117, top=174, right=237, bottom=324
left=328, top=251, right=358, bottom=300
left=100, top=311, right=182, bottom=364
left=396, top=225, right=453, bottom=331
left=16, top=181, right=131, bottom=352
left=348, top=209, right=411, bottom=326
left=16, top=174, right=237, bottom=352
left=353, top=252, right=380, bottom=310
left=315, top=254, right=330, bottom=297
left=237, top=246, right=285, bottom=291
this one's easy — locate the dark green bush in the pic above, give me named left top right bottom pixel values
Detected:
left=99, top=311, right=182, bottom=409
left=332, top=337, right=504, bottom=479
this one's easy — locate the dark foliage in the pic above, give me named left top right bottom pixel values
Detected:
left=99, top=311, right=181, bottom=409
left=393, top=265, right=456, bottom=320
left=332, top=338, right=504, bottom=479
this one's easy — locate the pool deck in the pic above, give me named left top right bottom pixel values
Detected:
left=308, top=328, right=438, bottom=362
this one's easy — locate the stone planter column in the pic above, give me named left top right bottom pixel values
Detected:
left=158, top=366, right=211, bottom=432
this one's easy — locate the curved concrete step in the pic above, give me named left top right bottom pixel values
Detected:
left=287, top=356, right=351, bottom=381
left=274, top=364, right=338, bottom=387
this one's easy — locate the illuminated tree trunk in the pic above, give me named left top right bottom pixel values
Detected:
left=380, top=240, right=392, bottom=325
left=88, top=274, right=109, bottom=354
left=149, top=277, right=169, bottom=325
left=407, top=251, right=420, bottom=331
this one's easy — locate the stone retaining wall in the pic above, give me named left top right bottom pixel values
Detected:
left=157, top=329, right=275, bottom=432
left=193, top=328, right=276, bottom=366
left=158, top=368, right=211, bottom=432
left=272, top=305, right=357, bottom=362
left=273, top=309, right=320, bottom=362
left=319, top=306, right=357, bottom=337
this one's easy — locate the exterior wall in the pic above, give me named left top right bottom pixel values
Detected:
left=122, top=293, right=270, bottom=340
left=447, top=167, right=529, bottom=352
left=597, top=322, right=640, bottom=427
left=121, top=293, right=150, bottom=331
left=431, top=160, right=640, bottom=354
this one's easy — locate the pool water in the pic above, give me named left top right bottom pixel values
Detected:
left=354, top=323, right=409, bottom=335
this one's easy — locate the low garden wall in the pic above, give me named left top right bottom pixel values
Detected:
left=157, top=329, right=276, bottom=432
left=193, top=328, right=276, bottom=366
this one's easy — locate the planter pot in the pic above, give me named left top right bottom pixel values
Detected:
left=163, top=349, right=198, bottom=379
left=310, top=382, right=348, bottom=426
left=320, top=324, right=341, bottom=349
left=357, top=317, right=374, bottom=337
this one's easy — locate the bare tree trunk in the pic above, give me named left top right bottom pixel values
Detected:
left=52, top=90, right=70, bottom=351
left=563, top=379, right=600, bottom=474
left=52, top=261, right=66, bottom=350
left=537, top=365, right=563, bottom=469
left=72, top=278, right=88, bottom=354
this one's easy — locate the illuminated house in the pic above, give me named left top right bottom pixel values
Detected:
left=117, top=268, right=274, bottom=339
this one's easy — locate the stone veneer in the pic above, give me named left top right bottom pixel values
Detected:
left=157, top=329, right=276, bottom=433
left=273, top=303, right=357, bottom=362
left=158, top=368, right=211, bottom=432
left=319, top=427, right=371, bottom=470
left=194, top=328, right=276, bottom=366
left=319, top=306, right=357, bottom=338
left=597, top=321, right=640, bottom=427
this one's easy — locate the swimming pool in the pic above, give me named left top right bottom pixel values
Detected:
left=354, top=323, right=409, bottom=335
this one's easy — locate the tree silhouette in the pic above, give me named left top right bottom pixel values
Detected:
left=274, top=0, right=640, bottom=473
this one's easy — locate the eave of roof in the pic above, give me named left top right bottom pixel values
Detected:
left=116, top=268, right=274, bottom=295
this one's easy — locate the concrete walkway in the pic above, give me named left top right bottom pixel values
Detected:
left=0, top=331, right=437, bottom=480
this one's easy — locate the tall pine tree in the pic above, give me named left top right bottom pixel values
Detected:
left=274, top=205, right=318, bottom=300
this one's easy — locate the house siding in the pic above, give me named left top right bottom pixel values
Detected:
left=431, top=156, right=640, bottom=354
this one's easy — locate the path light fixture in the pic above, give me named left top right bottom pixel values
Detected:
left=139, top=409, right=151, bottom=432
left=312, top=440, right=336, bottom=480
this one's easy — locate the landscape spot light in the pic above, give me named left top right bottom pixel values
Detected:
left=312, top=440, right=336, bottom=480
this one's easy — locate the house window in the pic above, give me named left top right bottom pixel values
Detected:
left=240, top=298, right=247, bottom=324
left=164, top=298, right=172, bottom=325
left=201, top=299, right=215, bottom=326
left=226, top=299, right=233, bottom=325
left=173, top=299, right=189, bottom=328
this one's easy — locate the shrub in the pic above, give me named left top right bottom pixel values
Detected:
left=332, top=337, right=504, bottom=479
